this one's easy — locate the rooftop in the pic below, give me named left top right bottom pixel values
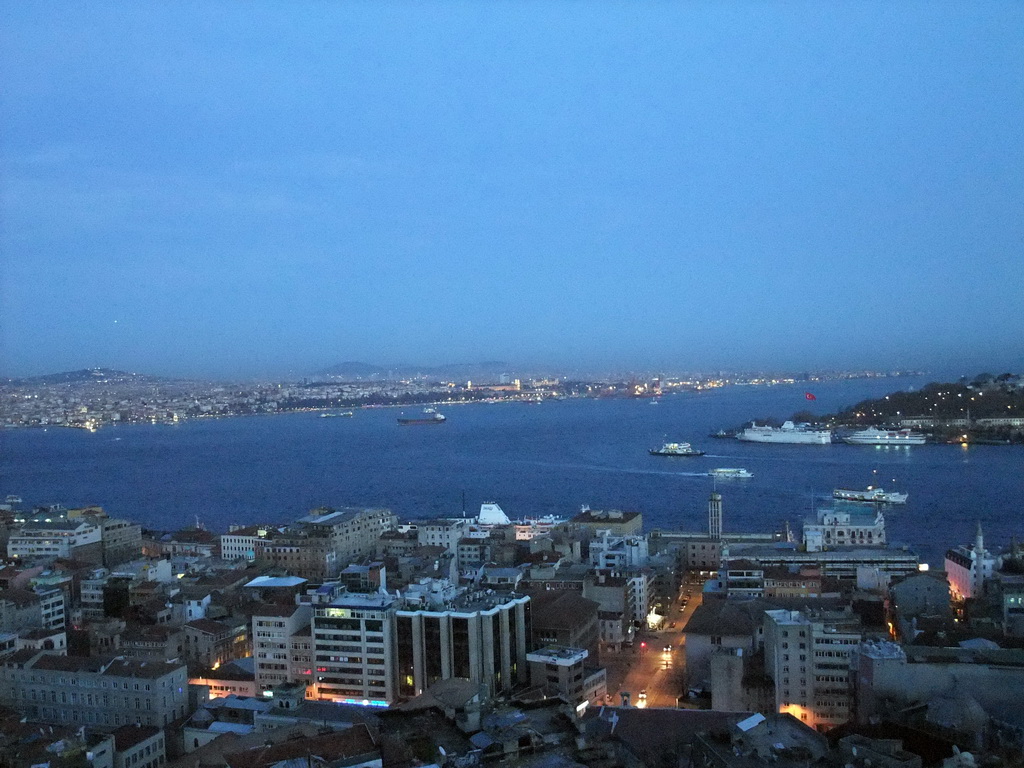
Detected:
left=243, top=576, right=308, bottom=589
left=570, top=508, right=642, bottom=525
left=112, top=724, right=162, bottom=751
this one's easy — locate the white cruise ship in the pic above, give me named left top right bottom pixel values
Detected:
left=736, top=421, right=832, bottom=445
left=842, top=427, right=926, bottom=446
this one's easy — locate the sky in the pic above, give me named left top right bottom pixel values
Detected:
left=1, top=1, right=1022, bottom=379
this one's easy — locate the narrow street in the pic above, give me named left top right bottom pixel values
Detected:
left=601, top=575, right=703, bottom=708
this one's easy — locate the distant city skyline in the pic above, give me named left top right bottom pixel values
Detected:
left=2, top=3, right=1022, bottom=379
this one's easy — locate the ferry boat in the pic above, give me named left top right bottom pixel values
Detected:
left=650, top=442, right=705, bottom=457
left=320, top=411, right=354, bottom=418
left=709, top=468, right=753, bottom=478
left=397, top=408, right=446, bottom=425
left=842, top=427, right=926, bottom=445
left=833, top=487, right=908, bottom=504
left=737, top=421, right=832, bottom=444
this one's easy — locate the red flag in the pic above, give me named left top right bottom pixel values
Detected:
left=805, top=392, right=817, bottom=401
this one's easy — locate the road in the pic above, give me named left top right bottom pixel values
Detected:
left=602, top=576, right=703, bottom=708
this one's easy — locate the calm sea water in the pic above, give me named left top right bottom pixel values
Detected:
left=2, top=376, right=1022, bottom=567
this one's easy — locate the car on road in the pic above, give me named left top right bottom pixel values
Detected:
left=669, top=621, right=676, bottom=628
left=638, top=690, right=647, bottom=701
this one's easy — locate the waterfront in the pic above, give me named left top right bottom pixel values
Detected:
left=2, top=375, right=1021, bottom=567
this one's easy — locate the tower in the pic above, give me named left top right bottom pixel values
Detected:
left=708, top=492, right=722, bottom=540
left=973, top=521, right=987, bottom=597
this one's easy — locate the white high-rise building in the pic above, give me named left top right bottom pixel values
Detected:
left=252, top=603, right=312, bottom=694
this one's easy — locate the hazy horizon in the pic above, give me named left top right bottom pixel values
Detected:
left=2, top=3, right=1022, bottom=379
left=4, top=360, right=997, bottom=388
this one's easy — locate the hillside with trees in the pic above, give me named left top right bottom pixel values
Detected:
left=827, top=373, right=1024, bottom=443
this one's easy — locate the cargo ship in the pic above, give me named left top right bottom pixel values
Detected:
left=397, top=407, right=446, bottom=425
left=833, top=487, right=908, bottom=504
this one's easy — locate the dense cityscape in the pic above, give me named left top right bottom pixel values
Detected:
left=0, top=466, right=1022, bottom=768
left=1, top=368, right=923, bottom=431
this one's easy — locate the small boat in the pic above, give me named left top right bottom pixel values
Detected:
left=833, top=487, right=907, bottom=504
left=397, top=407, right=446, bottom=425
left=650, top=442, right=704, bottom=457
left=708, top=429, right=736, bottom=439
left=709, top=468, right=753, bottom=478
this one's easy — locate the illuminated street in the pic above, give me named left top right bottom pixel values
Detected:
left=602, top=576, right=704, bottom=709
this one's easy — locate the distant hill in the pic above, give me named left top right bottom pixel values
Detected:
left=3, top=368, right=161, bottom=385
left=832, top=374, right=1023, bottom=425
left=316, top=361, right=510, bottom=381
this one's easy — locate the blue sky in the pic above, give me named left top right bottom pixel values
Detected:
left=2, top=1, right=1022, bottom=378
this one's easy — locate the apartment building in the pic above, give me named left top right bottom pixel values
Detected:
left=312, top=592, right=398, bottom=706
left=296, top=507, right=398, bottom=564
left=588, top=532, right=649, bottom=570
left=183, top=618, right=250, bottom=669
left=529, top=590, right=600, bottom=659
left=0, top=651, right=188, bottom=727
left=412, top=518, right=472, bottom=552
left=582, top=573, right=636, bottom=649
left=257, top=531, right=338, bottom=581
left=112, top=725, right=165, bottom=768
left=252, top=603, right=311, bottom=693
left=7, top=518, right=103, bottom=564
left=527, top=645, right=606, bottom=707
left=98, top=517, right=144, bottom=567
left=220, top=525, right=278, bottom=562
left=763, top=608, right=862, bottom=731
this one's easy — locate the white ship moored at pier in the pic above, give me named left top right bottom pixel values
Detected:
left=737, top=421, right=832, bottom=444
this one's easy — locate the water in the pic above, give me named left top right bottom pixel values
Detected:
left=2, top=376, right=1022, bottom=567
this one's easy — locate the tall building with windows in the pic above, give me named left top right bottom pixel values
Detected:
left=311, top=593, right=398, bottom=706
left=7, top=518, right=103, bottom=564
left=763, top=608, right=862, bottom=731
left=252, top=604, right=311, bottom=693
left=396, top=591, right=530, bottom=700
left=296, top=507, right=398, bottom=564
